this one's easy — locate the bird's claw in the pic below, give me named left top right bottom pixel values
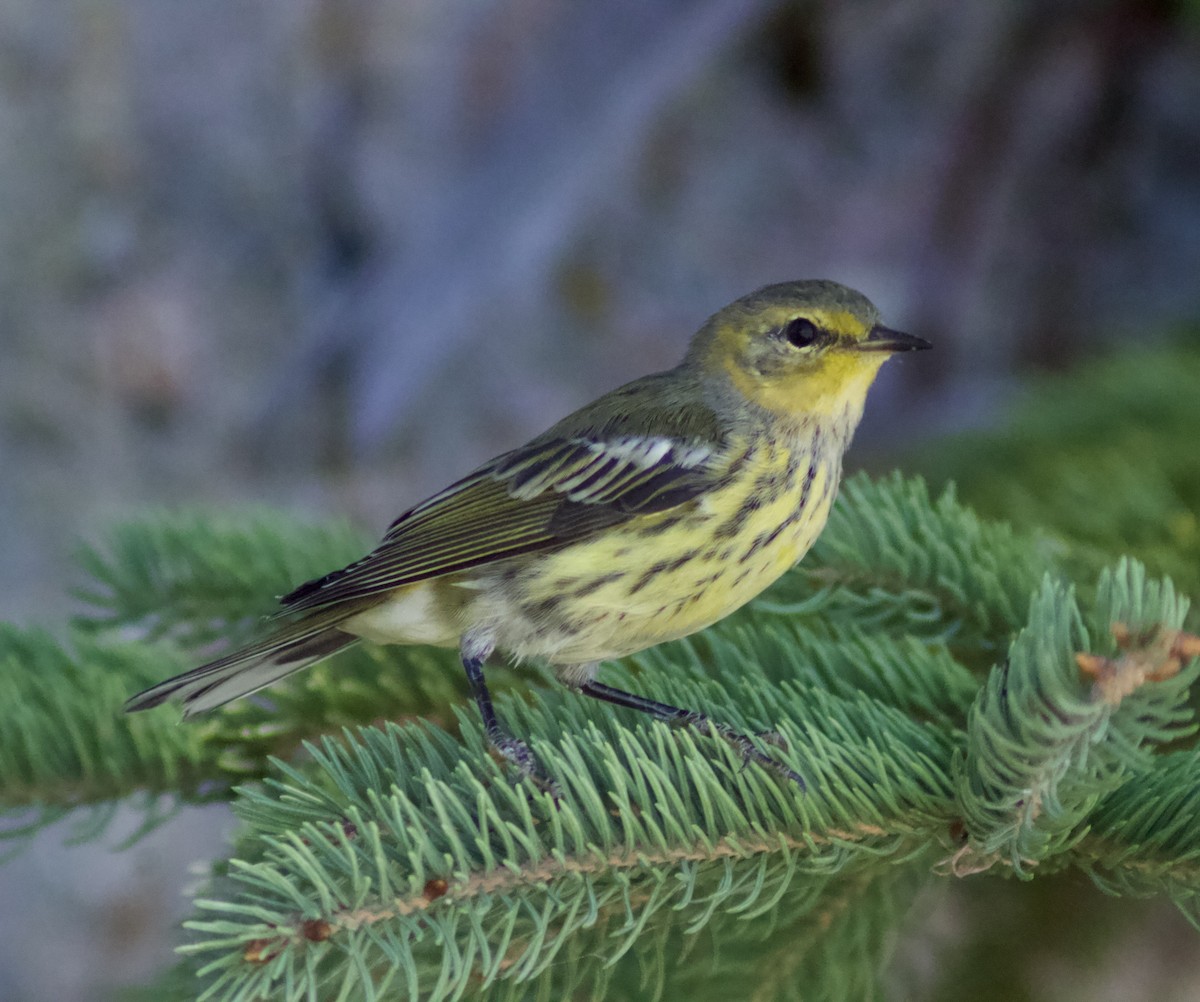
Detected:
left=704, top=721, right=805, bottom=789
left=754, top=728, right=789, bottom=751
left=489, top=734, right=562, bottom=800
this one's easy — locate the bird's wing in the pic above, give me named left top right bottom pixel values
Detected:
left=278, top=373, right=732, bottom=613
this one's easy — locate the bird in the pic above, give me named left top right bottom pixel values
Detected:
left=126, top=279, right=930, bottom=788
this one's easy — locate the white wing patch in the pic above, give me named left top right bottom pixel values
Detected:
left=504, top=436, right=715, bottom=502
left=589, top=436, right=711, bottom=468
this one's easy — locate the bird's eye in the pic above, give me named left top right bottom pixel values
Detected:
left=782, top=317, right=820, bottom=349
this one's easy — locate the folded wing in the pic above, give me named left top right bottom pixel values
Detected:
left=279, top=388, right=728, bottom=614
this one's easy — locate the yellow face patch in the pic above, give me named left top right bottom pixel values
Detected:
left=722, top=351, right=889, bottom=418
left=709, top=307, right=889, bottom=420
left=819, top=309, right=866, bottom=338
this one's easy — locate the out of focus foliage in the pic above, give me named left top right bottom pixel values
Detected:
left=916, top=343, right=1200, bottom=606
left=3, top=0, right=1200, bottom=542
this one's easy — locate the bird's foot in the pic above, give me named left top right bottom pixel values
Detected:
left=488, top=733, right=562, bottom=800
left=695, top=718, right=806, bottom=789
left=753, top=728, right=789, bottom=751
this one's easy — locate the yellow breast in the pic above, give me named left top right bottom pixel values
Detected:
left=496, top=429, right=843, bottom=664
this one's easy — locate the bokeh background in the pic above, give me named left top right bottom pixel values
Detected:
left=2, top=1, right=1199, bottom=999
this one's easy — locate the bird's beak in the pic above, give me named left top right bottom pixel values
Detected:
left=856, top=324, right=932, bottom=353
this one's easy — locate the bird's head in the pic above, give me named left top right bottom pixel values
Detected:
left=686, top=279, right=930, bottom=421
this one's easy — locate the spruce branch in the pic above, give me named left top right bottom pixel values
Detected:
left=0, top=632, right=472, bottom=845
left=182, top=666, right=955, bottom=1001
left=1075, top=623, right=1199, bottom=706
left=593, top=862, right=935, bottom=1002
left=0, top=625, right=217, bottom=847
left=654, top=620, right=978, bottom=727
left=4, top=474, right=1200, bottom=998
left=949, top=560, right=1195, bottom=878
left=757, top=473, right=1055, bottom=651
left=73, top=507, right=371, bottom=648
left=1076, top=749, right=1200, bottom=924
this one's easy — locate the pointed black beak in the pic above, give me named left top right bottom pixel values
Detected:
left=857, top=324, right=932, bottom=352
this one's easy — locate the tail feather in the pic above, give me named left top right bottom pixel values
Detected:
left=125, top=621, right=359, bottom=717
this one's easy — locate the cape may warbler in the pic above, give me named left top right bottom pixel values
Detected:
left=127, top=279, right=929, bottom=786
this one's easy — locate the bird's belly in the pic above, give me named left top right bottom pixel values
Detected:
left=489, top=447, right=839, bottom=665
left=343, top=434, right=842, bottom=668
left=342, top=580, right=461, bottom=648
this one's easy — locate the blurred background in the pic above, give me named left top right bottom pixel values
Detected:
left=1, top=0, right=1199, bottom=999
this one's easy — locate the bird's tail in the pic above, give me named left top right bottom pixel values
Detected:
left=124, top=614, right=360, bottom=717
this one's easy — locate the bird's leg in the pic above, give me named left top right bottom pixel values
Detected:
left=575, top=680, right=804, bottom=788
left=460, top=636, right=557, bottom=795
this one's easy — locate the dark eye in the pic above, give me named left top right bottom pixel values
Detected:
left=782, top=317, right=820, bottom=348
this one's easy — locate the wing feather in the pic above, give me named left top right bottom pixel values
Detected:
left=278, top=380, right=728, bottom=615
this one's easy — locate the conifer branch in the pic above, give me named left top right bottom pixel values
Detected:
left=73, top=508, right=371, bottom=647
left=949, top=560, right=1194, bottom=877
left=182, top=669, right=956, bottom=1001
left=0, top=625, right=221, bottom=850
left=0, top=627, right=474, bottom=844
left=758, top=473, right=1054, bottom=650
left=1076, top=749, right=1200, bottom=924
left=2, top=475, right=1198, bottom=999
